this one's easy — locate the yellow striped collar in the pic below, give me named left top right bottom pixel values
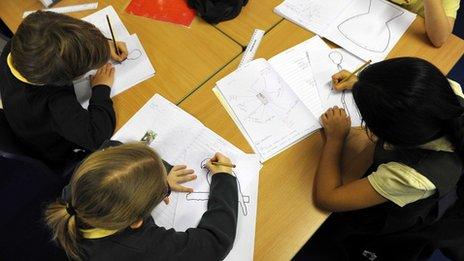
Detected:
left=6, top=53, right=37, bottom=85
left=80, top=228, right=119, bottom=239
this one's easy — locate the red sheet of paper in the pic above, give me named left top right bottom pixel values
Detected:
left=125, top=0, right=196, bottom=27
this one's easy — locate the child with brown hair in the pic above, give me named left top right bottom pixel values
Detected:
left=0, top=11, right=128, bottom=163
left=45, top=143, right=238, bottom=261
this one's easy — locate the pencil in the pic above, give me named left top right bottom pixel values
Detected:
left=338, top=59, right=372, bottom=85
left=106, top=15, right=120, bottom=56
left=211, top=162, right=236, bottom=168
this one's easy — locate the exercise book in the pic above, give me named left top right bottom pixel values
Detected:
left=275, top=0, right=416, bottom=62
left=213, top=36, right=365, bottom=162
left=112, top=94, right=262, bottom=261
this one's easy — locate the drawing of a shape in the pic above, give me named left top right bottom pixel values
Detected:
left=185, top=158, right=251, bottom=216
left=337, top=0, right=404, bottom=53
left=186, top=192, right=209, bottom=201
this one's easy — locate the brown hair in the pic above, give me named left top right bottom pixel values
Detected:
left=45, top=143, right=168, bottom=260
left=11, top=11, right=110, bottom=85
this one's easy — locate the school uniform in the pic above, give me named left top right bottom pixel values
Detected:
left=79, top=173, right=238, bottom=261
left=390, top=0, right=460, bottom=19
left=0, top=41, right=115, bottom=163
left=294, top=81, right=464, bottom=261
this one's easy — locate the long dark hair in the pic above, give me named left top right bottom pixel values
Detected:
left=352, top=57, right=464, bottom=159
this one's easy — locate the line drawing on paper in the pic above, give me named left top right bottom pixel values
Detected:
left=284, top=1, right=323, bottom=23
left=227, top=67, right=300, bottom=128
left=337, top=0, right=404, bottom=53
left=126, top=49, right=142, bottom=60
left=186, top=158, right=251, bottom=216
left=327, top=50, right=361, bottom=119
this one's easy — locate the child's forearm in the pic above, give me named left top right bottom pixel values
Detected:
left=424, top=0, right=453, bottom=47
left=315, top=139, right=344, bottom=207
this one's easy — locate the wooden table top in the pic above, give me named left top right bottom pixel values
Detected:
left=0, top=0, right=242, bottom=129
left=214, top=0, right=283, bottom=47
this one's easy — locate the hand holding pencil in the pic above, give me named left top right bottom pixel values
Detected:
left=106, top=15, right=128, bottom=62
left=332, top=60, right=371, bottom=91
left=109, top=41, right=128, bottom=62
left=206, top=152, right=235, bottom=176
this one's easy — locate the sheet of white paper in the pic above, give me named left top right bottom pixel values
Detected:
left=216, top=59, right=320, bottom=161
left=274, top=0, right=349, bottom=35
left=174, top=153, right=261, bottom=261
left=308, top=48, right=365, bottom=126
left=112, top=94, right=262, bottom=261
left=268, top=35, right=330, bottom=119
left=82, top=5, right=130, bottom=40
left=151, top=191, right=179, bottom=229
left=73, top=34, right=155, bottom=108
left=324, top=0, right=416, bottom=62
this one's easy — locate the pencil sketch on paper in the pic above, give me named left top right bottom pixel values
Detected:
left=126, top=49, right=142, bottom=60
left=326, top=50, right=361, bottom=119
left=228, top=67, right=300, bottom=129
left=337, top=0, right=404, bottom=53
left=185, top=158, right=251, bottom=216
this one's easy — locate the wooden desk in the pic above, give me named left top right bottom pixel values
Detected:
left=385, top=18, right=464, bottom=73
left=0, top=0, right=242, bottom=129
left=179, top=19, right=464, bottom=260
left=214, top=0, right=283, bottom=46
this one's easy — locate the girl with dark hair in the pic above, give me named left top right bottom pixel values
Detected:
left=295, top=57, right=464, bottom=260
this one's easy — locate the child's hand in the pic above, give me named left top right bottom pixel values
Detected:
left=167, top=165, right=196, bottom=193
left=321, top=106, right=351, bottom=141
left=206, top=152, right=234, bottom=175
left=109, top=41, right=128, bottom=62
left=332, top=70, right=358, bottom=91
left=90, top=63, right=115, bottom=87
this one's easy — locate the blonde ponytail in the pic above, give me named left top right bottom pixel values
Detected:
left=45, top=200, right=82, bottom=260
left=45, top=143, right=168, bottom=260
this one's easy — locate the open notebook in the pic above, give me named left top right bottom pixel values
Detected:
left=274, top=0, right=416, bottom=62
left=214, top=36, right=365, bottom=162
left=73, top=6, right=155, bottom=108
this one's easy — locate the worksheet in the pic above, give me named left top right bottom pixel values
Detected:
left=82, top=5, right=130, bottom=40
left=216, top=59, right=320, bottom=162
left=268, top=35, right=329, bottom=117
left=275, top=0, right=416, bottom=61
left=112, top=94, right=262, bottom=261
left=308, top=48, right=365, bottom=126
left=274, top=0, right=349, bottom=35
left=323, top=0, right=416, bottom=62
left=73, top=34, right=155, bottom=108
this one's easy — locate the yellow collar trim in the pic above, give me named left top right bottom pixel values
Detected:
left=80, top=228, right=119, bottom=239
left=7, top=53, right=35, bottom=85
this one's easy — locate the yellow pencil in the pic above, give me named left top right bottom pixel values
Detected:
left=211, top=162, right=236, bottom=168
left=338, top=59, right=372, bottom=85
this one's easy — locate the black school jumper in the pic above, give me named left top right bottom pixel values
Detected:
left=295, top=140, right=463, bottom=261
left=0, top=41, right=115, bottom=163
left=79, top=173, right=238, bottom=261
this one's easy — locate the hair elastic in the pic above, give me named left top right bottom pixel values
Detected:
left=66, top=203, right=77, bottom=216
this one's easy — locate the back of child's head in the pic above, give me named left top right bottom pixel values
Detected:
left=353, top=57, right=464, bottom=157
left=45, top=143, right=168, bottom=260
left=11, top=11, right=110, bottom=86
